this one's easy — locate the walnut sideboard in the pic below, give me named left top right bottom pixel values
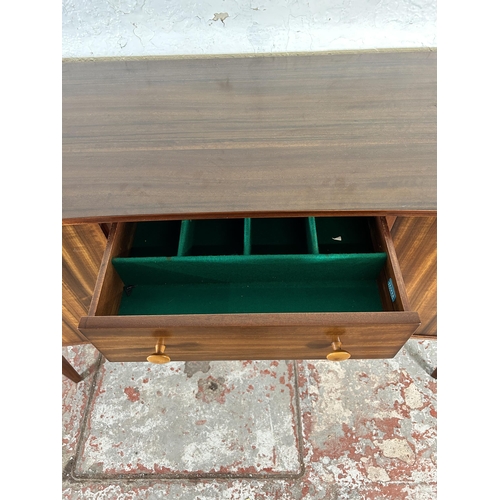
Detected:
left=62, top=51, right=436, bottom=380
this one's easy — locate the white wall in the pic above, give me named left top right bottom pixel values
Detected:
left=62, top=0, right=436, bottom=58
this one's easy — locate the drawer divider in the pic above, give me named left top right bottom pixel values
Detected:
left=307, top=217, right=319, bottom=254
left=244, top=218, right=252, bottom=255
left=177, top=220, right=193, bottom=256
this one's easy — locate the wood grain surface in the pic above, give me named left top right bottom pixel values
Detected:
left=79, top=312, right=420, bottom=362
left=371, top=217, right=411, bottom=312
left=63, top=51, right=436, bottom=223
left=89, top=222, right=136, bottom=317
left=391, top=216, right=437, bottom=338
left=78, top=217, right=421, bottom=361
left=62, top=224, right=107, bottom=345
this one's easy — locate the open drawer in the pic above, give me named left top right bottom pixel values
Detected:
left=78, top=217, right=420, bottom=362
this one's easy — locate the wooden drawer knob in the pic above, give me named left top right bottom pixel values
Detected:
left=147, top=343, right=171, bottom=364
left=326, top=338, right=351, bottom=362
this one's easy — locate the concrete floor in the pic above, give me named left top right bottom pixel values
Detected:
left=62, top=339, right=437, bottom=499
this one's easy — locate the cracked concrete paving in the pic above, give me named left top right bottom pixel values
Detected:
left=62, top=339, right=436, bottom=499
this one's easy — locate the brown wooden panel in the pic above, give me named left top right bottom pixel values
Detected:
left=386, top=216, right=397, bottom=231
left=371, top=217, right=411, bottom=312
left=63, top=281, right=90, bottom=344
left=79, top=312, right=420, bottom=362
left=62, top=224, right=107, bottom=345
left=391, top=217, right=437, bottom=338
left=63, top=51, right=436, bottom=223
left=89, top=222, right=136, bottom=317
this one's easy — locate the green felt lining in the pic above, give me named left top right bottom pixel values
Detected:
left=315, top=217, right=374, bottom=254
left=250, top=218, right=311, bottom=255
left=127, top=217, right=375, bottom=258
left=244, top=218, right=251, bottom=256
left=178, top=219, right=245, bottom=256
left=116, top=217, right=385, bottom=315
left=128, top=220, right=182, bottom=257
left=117, top=281, right=383, bottom=315
left=113, top=254, right=386, bottom=285
left=307, top=217, right=319, bottom=254
left=112, top=254, right=387, bottom=315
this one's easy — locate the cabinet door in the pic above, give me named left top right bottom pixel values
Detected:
left=62, top=224, right=107, bottom=345
left=391, top=217, right=437, bottom=338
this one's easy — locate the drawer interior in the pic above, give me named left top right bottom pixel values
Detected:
left=106, top=217, right=395, bottom=316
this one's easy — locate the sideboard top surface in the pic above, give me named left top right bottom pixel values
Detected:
left=62, top=51, right=436, bottom=223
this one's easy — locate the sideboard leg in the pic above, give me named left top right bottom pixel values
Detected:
left=431, top=368, right=437, bottom=379
left=63, top=355, right=83, bottom=383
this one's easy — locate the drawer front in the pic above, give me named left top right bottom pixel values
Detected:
left=79, top=313, right=420, bottom=362
left=79, top=216, right=420, bottom=362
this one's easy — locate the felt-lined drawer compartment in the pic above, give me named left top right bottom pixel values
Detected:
left=78, top=217, right=420, bottom=361
left=178, top=219, right=245, bottom=256
left=314, top=217, right=374, bottom=254
left=250, top=218, right=310, bottom=255
left=128, top=220, right=182, bottom=257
